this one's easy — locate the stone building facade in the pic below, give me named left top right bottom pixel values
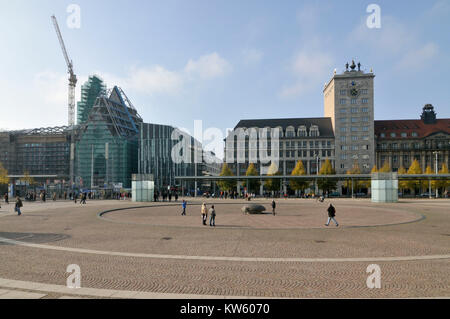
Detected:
left=375, top=104, right=450, bottom=172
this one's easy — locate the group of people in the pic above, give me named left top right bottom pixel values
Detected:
left=178, top=199, right=338, bottom=227
left=154, top=191, right=178, bottom=202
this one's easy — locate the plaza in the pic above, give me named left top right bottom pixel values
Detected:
left=0, top=198, right=448, bottom=299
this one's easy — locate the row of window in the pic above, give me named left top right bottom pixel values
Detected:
left=339, top=117, right=370, bottom=123
left=340, top=89, right=368, bottom=95
left=341, top=145, right=370, bottom=151
left=379, top=132, right=418, bottom=138
left=340, top=107, right=370, bottom=113
left=340, top=126, right=370, bottom=132
left=340, top=136, right=371, bottom=142
left=340, top=154, right=370, bottom=160
left=339, top=98, right=369, bottom=105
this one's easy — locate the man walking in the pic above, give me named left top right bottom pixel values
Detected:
left=15, top=196, right=23, bottom=216
left=271, top=200, right=276, bottom=215
left=181, top=200, right=187, bottom=216
left=325, top=203, right=339, bottom=227
left=209, top=205, right=216, bottom=227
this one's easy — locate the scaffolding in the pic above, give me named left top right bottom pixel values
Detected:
left=77, top=75, right=106, bottom=125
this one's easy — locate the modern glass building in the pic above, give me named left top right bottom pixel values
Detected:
left=138, top=123, right=221, bottom=193
left=75, top=86, right=143, bottom=189
left=77, top=75, right=106, bottom=125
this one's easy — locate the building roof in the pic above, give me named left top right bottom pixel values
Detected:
left=234, top=117, right=335, bottom=137
left=374, top=118, right=450, bottom=139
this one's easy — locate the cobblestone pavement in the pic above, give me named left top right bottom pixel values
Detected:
left=0, top=198, right=448, bottom=298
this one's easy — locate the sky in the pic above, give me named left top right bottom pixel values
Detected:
left=0, top=0, right=449, bottom=138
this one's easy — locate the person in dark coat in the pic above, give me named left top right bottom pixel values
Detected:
left=271, top=200, right=276, bottom=215
left=209, top=205, right=216, bottom=227
left=15, top=196, right=23, bottom=216
left=325, top=203, right=339, bottom=227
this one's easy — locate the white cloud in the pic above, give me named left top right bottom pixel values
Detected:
left=184, top=52, right=231, bottom=79
left=280, top=50, right=334, bottom=98
left=396, top=42, right=439, bottom=70
left=126, top=66, right=183, bottom=95
left=242, top=48, right=264, bottom=65
left=349, top=16, right=439, bottom=71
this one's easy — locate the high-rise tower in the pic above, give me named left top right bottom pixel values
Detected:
left=324, top=60, right=375, bottom=174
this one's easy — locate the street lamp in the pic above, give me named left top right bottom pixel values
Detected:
left=315, top=153, right=320, bottom=195
left=433, top=151, right=440, bottom=198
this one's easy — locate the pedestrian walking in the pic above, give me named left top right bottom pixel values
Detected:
left=271, top=200, right=276, bottom=215
left=181, top=200, right=187, bottom=216
left=325, top=203, right=339, bottom=227
left=15, top=196, right=23, bottom=216
left=4, top=193, right=9, bottom=204
left=209, top=205, right=216, bottom=227
left=201, top=203, right=208, bottom=225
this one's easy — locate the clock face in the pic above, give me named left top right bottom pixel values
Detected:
left=350, top=88, right=358, bottom=96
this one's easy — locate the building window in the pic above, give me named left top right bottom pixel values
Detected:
left=362, top=155, right=369, bottom=159
left=352, top=145, right=358, bottom=151
left=401, top=132, right=407, bottom=138
left=362, top=135, right=369, bottom=140
left=392, top=143, right=398, bottom=149
left=340, top=136, right=346, bottom=142
left=362, top=98, right=368, bottom=104
left=340, top=99, right=347, bottom=105
left=351, top=117, right=358, bottom=123
left=341, top=145, right=348, bottom=150
left=340, top=127, right=347, bottom=132
left=380, top=133, right=385, bottom=138
left=352, top=136, right=358, bottom=141
left=361, top=89, right=368, bottom=95
left=340, top=108, right=347, bottom=113
left=341, top=154, right=347, bottom=160
left=309, top=141, right=314, bottom=148
left=351, top=127, right=358, bottom=132
left=412, top=132, right=418, bottom=137
left=351, top=99, right=357, bottom=104
left=340, top=118, right=347, bottom=123
left=340, top=89, right=346, bottom=95
left=361, top=107, right=369, bottom=113
left=351, top=107, right=358, bottom=113
left=390, top=132, right=396, bottom=138
left=340, top=163, right=346, bottom=169
left=362, top=117, right=369, bottom=122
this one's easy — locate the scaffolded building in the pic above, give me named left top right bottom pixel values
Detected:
left=77, top=75, right=106, bottom=125
left=75, top=86, right=143, bottom=189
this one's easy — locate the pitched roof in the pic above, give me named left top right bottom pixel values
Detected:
left=233, top=117, right=335, bottom=137
left=374, top=119, right=450, bottom=139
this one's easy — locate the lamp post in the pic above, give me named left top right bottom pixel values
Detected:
left=433, top=151, right=440, bottom=198
left=315, top=153, right=320, bottom=195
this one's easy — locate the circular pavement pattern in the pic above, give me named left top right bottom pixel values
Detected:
left=0, top=198, right=449, bottom=298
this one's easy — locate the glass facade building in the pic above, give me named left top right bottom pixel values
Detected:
left=75, top=86, right=142, bottom=189
left=77, top=75, right=106, bottom=125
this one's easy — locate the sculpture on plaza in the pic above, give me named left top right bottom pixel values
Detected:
left=241, top=204, right=266, bottom=214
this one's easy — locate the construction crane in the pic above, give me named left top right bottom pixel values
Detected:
left=51, top=15, right=76, bottom=185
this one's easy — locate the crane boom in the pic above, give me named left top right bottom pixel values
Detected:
left=51, top=14, right=77, bottom=186
left=51, top=15, right=73, bottom=75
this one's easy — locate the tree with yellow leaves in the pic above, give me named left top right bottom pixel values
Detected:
left=406, top=159, right=422, bottom=194
left=290, top=160, right=309, bottom=193
left=0, top=162, right=9, bottom=185
left=397, top=166, right=408, bottom=194
left=379, top=161, right=391, bottom=173
left=243, top=163, right=260, bottom=193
